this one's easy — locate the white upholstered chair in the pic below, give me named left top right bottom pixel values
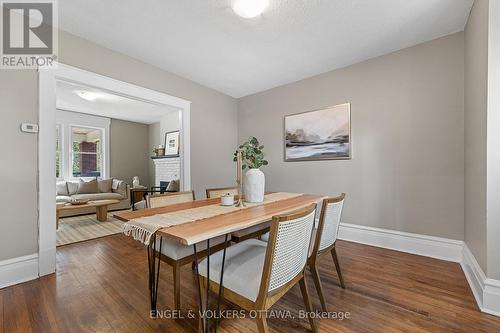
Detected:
left=262, top=194, right=346, bottom=311
left=262, top=193, right=345, bottom=312
left=307, top=194, right=346, bottom=311
left=198, top=204, right=318, bottom=333
left=137, top=191, right=228, bottom=310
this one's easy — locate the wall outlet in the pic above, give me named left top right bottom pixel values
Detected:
left=21, top=123, right=39, bottom=133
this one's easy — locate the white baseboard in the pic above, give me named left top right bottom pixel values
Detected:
left=461, top=245, right=500, bottom=316
left=337, top=222, right=500, bottom=317
left=0, top=253, right=39, bottom=289
left=338, top=223, right=464, bottom=262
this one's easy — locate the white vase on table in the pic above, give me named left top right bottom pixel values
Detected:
left=244, top=168, right=265, bottom=203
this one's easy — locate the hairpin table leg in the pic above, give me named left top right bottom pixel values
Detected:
left=193, top=234, right=230, bottom=333
left=147, top=233, right=162, bottom=316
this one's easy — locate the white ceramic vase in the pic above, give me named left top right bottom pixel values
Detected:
left=244, top=168, right=265, bottom=203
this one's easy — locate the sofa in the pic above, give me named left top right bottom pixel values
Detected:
left=56, top=178, right=130, bottom=217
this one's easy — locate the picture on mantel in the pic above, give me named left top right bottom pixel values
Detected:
left=164, top=130, right=180, bottom=157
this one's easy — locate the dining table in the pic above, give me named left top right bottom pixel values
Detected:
left=114, top=192, right=325, bottom=333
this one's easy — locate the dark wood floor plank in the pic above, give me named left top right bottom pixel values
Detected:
left=1, top=235, right=500, bottom=333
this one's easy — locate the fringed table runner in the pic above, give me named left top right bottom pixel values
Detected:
left=123, top=192, right=302, bottom=245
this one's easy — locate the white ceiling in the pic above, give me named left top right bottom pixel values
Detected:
left=59, top=0, right=474, bottom=98
left=56, top=81, right=178, bottom=124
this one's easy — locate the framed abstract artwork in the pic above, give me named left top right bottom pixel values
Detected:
left=164, top=130, right=180, bottom=157
left=284, top=103, right=351, bottom=161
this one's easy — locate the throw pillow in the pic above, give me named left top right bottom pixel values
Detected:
left=56, top=181, right=68, bottom=196
left=67, top=181, right=79, bottom=195
left=77, top=178, right=98, bottom=194
left=166, top=179, right=179, bottom=192
left=98, top=178, right=113, bottom=193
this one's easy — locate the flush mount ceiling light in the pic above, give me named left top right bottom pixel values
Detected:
left=232, top=0, right=269, bottom=18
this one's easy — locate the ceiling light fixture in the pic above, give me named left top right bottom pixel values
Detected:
left=232, top=0, right=269, bottom=18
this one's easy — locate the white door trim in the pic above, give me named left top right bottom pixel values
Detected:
left=38, top=63, right=191, bottom=276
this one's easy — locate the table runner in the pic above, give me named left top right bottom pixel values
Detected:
left=123, top=192, right=302, bottom=245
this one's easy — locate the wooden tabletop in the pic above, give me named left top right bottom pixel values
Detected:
left=114, top=194, right=325, bottom=245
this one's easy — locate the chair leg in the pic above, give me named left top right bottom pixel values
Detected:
left=331, top=246, right=345, bottom=289
left=309, top=262, right=328, bottom=312
left=255, top=313, right=269, bottom=333
left=299, top=276, right=317, bottom=333
left=173, top=262, right=181, bottom=310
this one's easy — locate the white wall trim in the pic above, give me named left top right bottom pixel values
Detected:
left=461, top=245, right=500, bottom=316
left=338, top=222, right=464, bottom=262
left=38, top=62, right=192, bottom=277
left=0, top=254, right=39, bottom=289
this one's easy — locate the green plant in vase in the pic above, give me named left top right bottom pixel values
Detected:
left=233, top=137, right=268, bottom=203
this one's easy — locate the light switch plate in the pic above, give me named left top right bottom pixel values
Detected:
left=21, top=123, right=39, bottom=133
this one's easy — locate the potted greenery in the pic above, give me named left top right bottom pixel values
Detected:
left=233, top=137, right=268, bottom=203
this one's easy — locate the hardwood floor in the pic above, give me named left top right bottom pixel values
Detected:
left=1, top=235, right=500, bottom=332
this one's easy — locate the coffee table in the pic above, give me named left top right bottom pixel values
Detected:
left=56, top=199, right=121, bottom=229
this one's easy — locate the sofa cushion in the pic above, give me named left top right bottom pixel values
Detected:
left=71, top=193, right=124, bottom=201
left=56, top=195, right=72, bottom=203
left=67, top=182, right=79, bottom=195
left=98, top=178, right=113, bottom=193
left=56, top=181, right=68, bottom=196
left=77, top=179, right=98, bottom=194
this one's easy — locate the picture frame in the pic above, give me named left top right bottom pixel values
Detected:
left=284, top=103, right=351, bottom=161
left=164, top=130, right=180, bottom=157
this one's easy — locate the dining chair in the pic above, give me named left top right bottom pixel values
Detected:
left=198, top=204, right=318, bottom=333
left=205, top=186, right=238, bottom=199
left=307, top=194, right=346, bottom=312
left=147, top=191, right=196, bottom=208
left=206, top=187, right=271, bottom=242
left=139, top=191, right=229, bottom=310
left=261, top=194, right=347, bottom=312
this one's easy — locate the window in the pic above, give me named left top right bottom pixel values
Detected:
left=55, top=110, right=110, bottom=180
left=55, top=125, right=62, bottom=178
left=71, top=127, right=103, bottom=178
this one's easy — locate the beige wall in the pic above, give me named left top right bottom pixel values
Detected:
left=0, top=70, right=39, bottom=261
left=0, top=30, right=238, bottom=261
left=110, top=119, right=149, bottom=187
left=464, top=0, right=489, bottom=273
left=148, top=122, right=161, bottom=187
left=238, top=33, right=465, bottom=240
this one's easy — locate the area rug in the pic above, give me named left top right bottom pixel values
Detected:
left=57, top=211, right=128, bottom=246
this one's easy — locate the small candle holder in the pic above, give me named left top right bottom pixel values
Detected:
left=235, top=179, right=245, bottom=207
left=235, top=150, right=246, bottom=207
